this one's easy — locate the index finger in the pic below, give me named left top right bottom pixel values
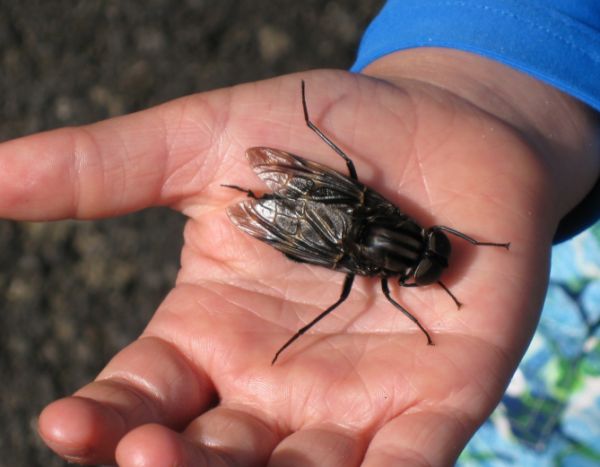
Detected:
left=0, top=87, right=237, bottom=222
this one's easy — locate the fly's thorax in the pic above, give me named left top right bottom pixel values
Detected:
left=358, top=218, right=426, bottom=274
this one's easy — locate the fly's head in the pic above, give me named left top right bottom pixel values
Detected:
left=413, top=229, right=452, bottom=285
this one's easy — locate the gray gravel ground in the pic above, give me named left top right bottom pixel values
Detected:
left=0, top=1, right=385, bottom=466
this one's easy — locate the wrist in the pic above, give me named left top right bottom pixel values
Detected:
left=362, top=48, right=600, bottom=226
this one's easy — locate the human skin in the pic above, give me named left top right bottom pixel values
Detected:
left=0, top=48, right=597, bottom=466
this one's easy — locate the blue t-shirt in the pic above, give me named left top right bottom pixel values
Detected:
left=351, top=0, right=600, bottom=242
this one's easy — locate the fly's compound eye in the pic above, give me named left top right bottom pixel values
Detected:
left=429, top=230, right=452, bottom=258
left=414, top=257, right=444, bottom=285
left=414, top=230, right=452, bottom=285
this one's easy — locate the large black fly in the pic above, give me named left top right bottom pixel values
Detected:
left=223, top=80, right=510, bottom=364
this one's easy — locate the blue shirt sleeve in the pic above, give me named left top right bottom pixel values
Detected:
left=351, top=0, right=600, bottom=243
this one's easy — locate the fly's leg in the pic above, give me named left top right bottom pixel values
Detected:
left=301, top=80, right=358, bottom=181
left=382, top=278, right=434, bottom=346
left=429, top=226, right=510, bottom=249
left=436, top=281, right=462, bottom=308
left=272, top=273, right=355, bottom=364
left=221, top=184, right=276, bottom=200
left=400, top=279, right=463, bottom=309
left=423, top=226, right=509, bottom=308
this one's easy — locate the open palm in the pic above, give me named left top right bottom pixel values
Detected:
left=4, top=69, right=556, bottom=466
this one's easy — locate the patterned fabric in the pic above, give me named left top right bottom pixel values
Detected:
left=459, top=223, right=600, bottom=466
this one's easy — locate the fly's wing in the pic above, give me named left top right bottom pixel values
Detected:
left=246, top=147, right=390, bottom=208
left=227, top=197, right=362, bottom=273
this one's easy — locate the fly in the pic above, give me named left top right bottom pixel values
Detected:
left=223, top=80, right=510, bottom=364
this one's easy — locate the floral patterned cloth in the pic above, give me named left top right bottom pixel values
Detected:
left=459, top=223, right=600, bottom=466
